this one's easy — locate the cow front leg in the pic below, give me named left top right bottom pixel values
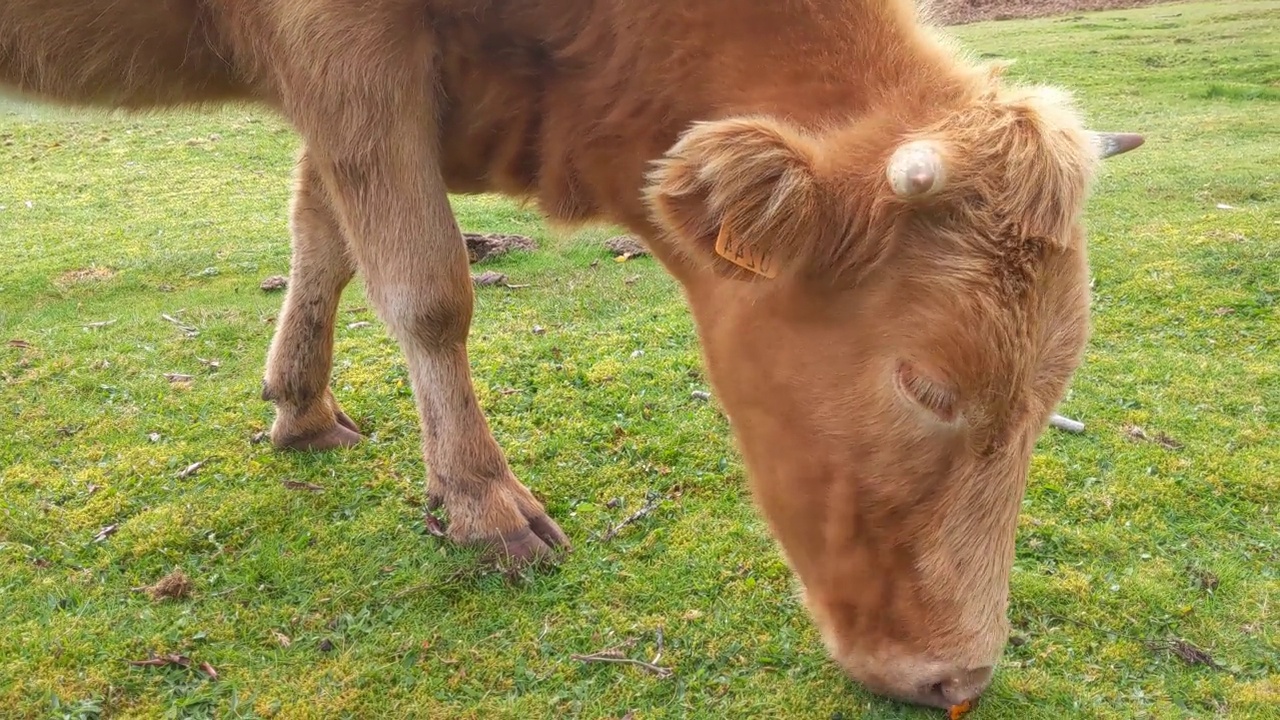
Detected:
left=290, top=105, right=567, bottom=565
left=261, top=148, right=362, bottom=451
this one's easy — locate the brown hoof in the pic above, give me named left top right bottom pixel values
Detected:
left=427, top=491, right=571, bottom=566
left=278, top=422, right=363, bottom=451
left=478, top=513, right=571, bottom=565
left=334, top=410, right=361, bottom=434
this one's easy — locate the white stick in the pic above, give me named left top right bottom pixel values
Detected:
left=1049, top=414, right=1085, bottom=433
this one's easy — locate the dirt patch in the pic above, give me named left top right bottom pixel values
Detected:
left=604, top=235, right=649, bottom=258
left=465, top=232, right=537, bottom=263
left=928, top=0, right=1181, bottom=25
left=54, top=266, right=115, bottom=287
left=260, top=275, right=287, bottom=292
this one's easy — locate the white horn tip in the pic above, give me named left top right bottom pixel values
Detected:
left=888, top=140, right=946, bottom=198
left=1091, top=131, right=1145, bottom=159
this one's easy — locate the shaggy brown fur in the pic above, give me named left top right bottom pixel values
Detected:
left=0, top=0, right=1142, bottom=709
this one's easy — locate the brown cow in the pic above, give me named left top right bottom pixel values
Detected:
left=0, top=0, right=1142, bottom=708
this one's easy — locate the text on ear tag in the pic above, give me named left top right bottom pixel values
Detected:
left=714, top=225, right=778, bottom=278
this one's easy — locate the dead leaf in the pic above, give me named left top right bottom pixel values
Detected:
left=273, top=630, right=292, bottom=648
left=250, top=431, right=268, bottom=444
left=619, top=712, right=636, bottom=720
left=1189, top=567, right=1220, bottom=592
left=347, top=321, right=372, bottom=329
left=141, top=569, right=193, bottom=601
left=198, top=661, right=218, bottom=680
left=1213, top=307, right=1235, bottom=316
left=164, top=373, right=194, bottom=383
left=33, top=558, right=52, bottom=569
left=318, top=639, right=334, bottom=652
left=260, top=275, right=288, bottom=292
left=424, top=512, right=448, bottom=538
left=7, top=339, right=31, bottom=349
left=1124, top=425, right=1182, bottom=450
left=1148, top=638, right=1223, bottom=670
left=197, top=357, right=222, bottom=370
left=178, top=461, right=205, bottom=479
left=128, top=653, right=192, bottom=669
left=282, top=480, right=324, bottom=492
left=93, top=524, right=119, bottom=542
left=472, top=270, right=508, bottom=286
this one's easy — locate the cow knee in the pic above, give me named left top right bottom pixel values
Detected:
left=376, top=285, right=474, bottom=348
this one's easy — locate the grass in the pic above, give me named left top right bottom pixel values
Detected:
left=1, top=1, right=1277, bottom=717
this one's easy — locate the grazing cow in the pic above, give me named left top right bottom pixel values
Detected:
left=0, top=0, right=1142, bottom=708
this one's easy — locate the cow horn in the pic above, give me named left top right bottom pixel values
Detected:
left=1090, top=132, right=1145, bottom=159
left=887, top=140, right=946, bottom=198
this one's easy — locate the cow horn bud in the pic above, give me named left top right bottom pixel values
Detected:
left=887, top=140, right=946, bottom=198
left=1089, top=131, right=1145, bottom=159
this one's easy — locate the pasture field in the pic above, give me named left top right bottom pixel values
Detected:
left=1, top=2, right=1277, bottom=718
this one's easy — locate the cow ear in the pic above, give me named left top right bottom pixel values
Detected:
left=645, top=117, right=830, bottom=279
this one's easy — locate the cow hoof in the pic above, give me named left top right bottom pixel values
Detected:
left=476, top=521, right=567, bottom=566
left=428, top=486, right=571, bottom=566
left=276, top=421, right=363, bottom=451
left=334, top=409, right=361, bottom=434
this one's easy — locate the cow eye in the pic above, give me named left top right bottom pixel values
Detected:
left=893, top=361, right=958, bottom=423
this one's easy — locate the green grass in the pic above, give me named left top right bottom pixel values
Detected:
left=1, top=1, right=1278, bottom=717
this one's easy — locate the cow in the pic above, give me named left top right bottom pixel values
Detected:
left=0, top=0, right=1143, bottom=709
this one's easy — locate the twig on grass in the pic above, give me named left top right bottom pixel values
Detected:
left=599, top=492, right=664, bottom=542
left=1146, top=637, right=1225, bottom=671
left=160, top=313, right=200, bottom=337
left=571, top=649, right=673, bottom=679
left=178, top=460, right=205, bottom=479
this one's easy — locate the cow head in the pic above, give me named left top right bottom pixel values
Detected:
left=644, top=77, right=1142, bottom=708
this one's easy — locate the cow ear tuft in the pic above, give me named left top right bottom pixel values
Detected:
left=645, top=117, right=827, bottom=279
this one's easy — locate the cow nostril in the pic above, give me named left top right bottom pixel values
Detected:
left=923, top=666, right=994, bottom=707
left=927, top=681, right=948, bottom=703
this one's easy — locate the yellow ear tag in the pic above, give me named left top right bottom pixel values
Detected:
left=714, top=224, right=778, bottom=278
